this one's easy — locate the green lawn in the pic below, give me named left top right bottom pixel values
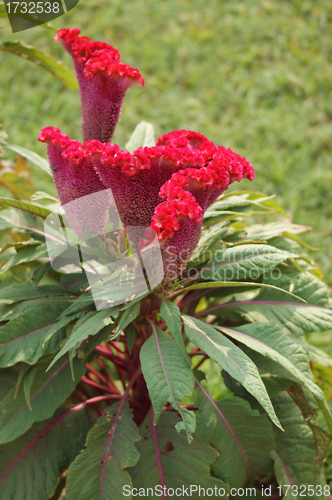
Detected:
left=1, top=0, right=332, bottom=284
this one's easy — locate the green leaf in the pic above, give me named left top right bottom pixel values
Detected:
left=140, top=322, right=196, bottom=442
left=128, top=410, right=229, bottom=499
left=160, top=298, right=190, bottom=364
left=0, top=207, right=45, bottom=236
left=238, top=221, right=309, bottom=243
left=217, top=323, right=329, bottom=412
left=0, top=301, right=75, bottom=367
left=78, top=324, right=115, bottom=360
left=204, top=191, right=289, bottom=223
left=0, top=295, right=76, bottom=322
left=0, top=242, right=49, bottom=274
left=47, top=307, right=119, bottom=370
left=0, top=356, right=86, bottom=444
left=59, top=293, right=95, bottom=318
left=258, top=269, right=329, bottom=307
left=0, top=281, right=67, bottom=306
left=13, top=363, right=30, bottom=399
left=0, top=367, right=18, bottom=400
left=195, top=379, right=274, bottom=488
left=289, top=272, right=330, bottom=306
left=30, top=191, right=59, bottom=203
left=6, top=144, right=52, bottom=176
left=295, top=337, right=332, bottom=367
left=174, top=281, right=307, bottom=303
left=124, top=324, right=136, bottom=355
left=191, top=222, right=228, bottom=264
left=182, top=315, right=281, bottom=429
left=32, top=261, right=53, bottom=284
left=0, top=238, right=41, bottom=255
left=0, top=406, right=91, bottom=500
left=66, top=399, right=140, bottom=500
left=0, top=41, right=78, bottom=89
left=115, top=301, right=140, bottom=335
left=0, top=197, right=51, bottom=218
left=200, top=244, right=292, bottom=281
left=60, top=272, right=89, bottom=292
left=125, top=121, right=155, bottom=152
left=271, top=392, right=327, bottom=499
left=22, top=364, right=38, bottom=410
left=206, top=300, right=332, bottom=336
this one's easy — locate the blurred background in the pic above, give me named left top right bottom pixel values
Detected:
left=0, top=0, right=331, bottom=284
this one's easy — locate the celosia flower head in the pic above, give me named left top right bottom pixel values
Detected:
left=39, top=29, right=255, bottom=279
left=54, top=28, right=144, bottom=143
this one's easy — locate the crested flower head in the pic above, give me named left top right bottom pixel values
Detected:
left=54, top=28, right=144, bottom=143
left=39, top=126, right=254, bottom=278
left=39, top=28, right=255, bottom=279
left=38, top=127, right=110, bottom=238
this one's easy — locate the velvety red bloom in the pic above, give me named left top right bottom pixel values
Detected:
left=39, top=126, right=254, bottom=278
left=54, top=28, right=144, bottom=143
left=38, top=127, right=110, bottom=238
left=39, top=29, right=255, bottom=279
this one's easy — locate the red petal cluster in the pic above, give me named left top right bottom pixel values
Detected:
left=38, top=126, right=72, bottom=150
left=39, top=126, right=254, bottom=278
left=150, top=130, right=255, bottom=243
left=39, top=30, right=255, bottom=278
left=54, top=28, right=144, bottom=143
left=55, top=28, right=121, bottom=68
left=38, top=129, right=109, bottom=238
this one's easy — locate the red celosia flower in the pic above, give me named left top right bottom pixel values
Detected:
left=54, top=28, right=144, bottom=143
left=38, top=127, right=110, bottom=238
left=39, top=29, right=255, bottom=279
left=39, top=127, right=254, bottom=278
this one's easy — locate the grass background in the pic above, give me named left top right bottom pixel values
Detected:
left=0, top=0, right=331, bottom=284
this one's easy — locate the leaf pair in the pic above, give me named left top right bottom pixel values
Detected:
left=0, top=357, right=86, bottom=445
left=0, top=406, right=91, bottom=500
left=65, top=401, right=228, bottom=500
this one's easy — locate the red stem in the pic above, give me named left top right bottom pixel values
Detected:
left=71, top=392, right=85, bottom=402
left=189, top=351, right=205, bottom=356
left=94, top=348, right=128, bottom=391
left=175, top=289, right=192, bottom=310
left=96, top=346, right=127, bottom=365
left=193, top=355, right=209, bottom=370
left=96, top=357, right=120, bottom=394
left=71, top=392, right=113, bottom=415
left=105, top=342, right=113, bottom=352
left=85, top=394, right=122, bottom=404
left=180, top=288, right=211, bottom=309
left=81, top=376, right=116, bottom=395
left=86, top=363, right=110, bottom=387
left=109, top=340, right=125, bottom=355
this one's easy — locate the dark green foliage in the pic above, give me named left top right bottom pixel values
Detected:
left=0, top=18, right=332, bottom=495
